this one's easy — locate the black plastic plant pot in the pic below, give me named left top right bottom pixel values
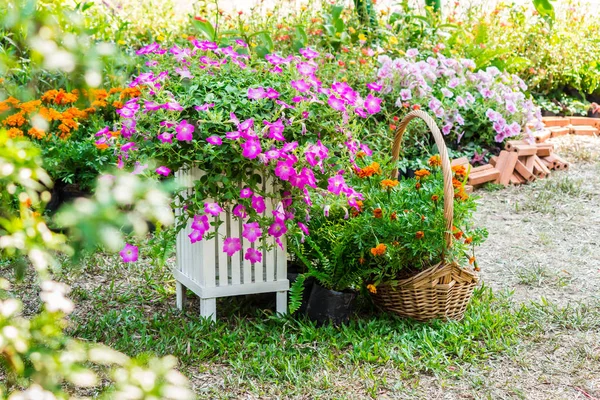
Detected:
left=305, top=282, right=356, bottom=326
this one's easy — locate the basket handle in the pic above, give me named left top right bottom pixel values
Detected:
left=391, top=110, right=454, bottom=250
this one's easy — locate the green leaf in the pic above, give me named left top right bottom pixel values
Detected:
left=192, top=19, right=216, bottom=41
left=533, top=0, right=555, bottom=20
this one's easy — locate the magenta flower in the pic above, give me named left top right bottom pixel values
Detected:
left=191, top=215, right=210, bottom=234
left=175, top=120, right=195, bottom=142
left=275, top=99, right=294, bottom=109
left=364, top=94, right=382, bottom=114
left=291, top=79, right=310, bottom=93
left=251, top=195, right=266, bottom=213
left=248, top=87, right=266, bottom=100
left=121, top=142, right=136, bottom=153
left=195, top=103, right=215, bottom=112
left=298, top=222, right=310, bottom=235
left=241, top=139, right=262, bottom=159
left=275, top=159, right=296, bottom=181
left=328, top=95, right=346, bottom=112
left=188, top=229, right=204, bottom=243
left=299, top=47, right=319, bottom=59
left=400, top=89, right=412, bottom=101
left=265, top=53, right=285, bottom=65
left=367, top=82, right=382, bottom=91
left=157, top=132, right=173, bottom=143
left=233, top=204, right=248, bottom=219
left=355, top=107, right=367, bottom=118
left=204, top=202, right=223, bottom=216
left=145, top=101, right=163, bottom=112
left=206, top=135, right=223, bottom=145
left=264, top=119, right=285, bottom=141
left=223, top=237, right=242, bottom=257
left=327, top=174, right=346, bottom=195
left=360, top=143, right=373, bottom=156
left=268, top=221, right=287, bottom=238
left=235, top=39, right=248, bottom=47
left=242, top=222, right=262, bottom=243
left=119, top=243, right=139, bottom=263
left=95, top=137, right=108, bottom=148
left=240, top=187, right=253, bottom=198
left=156, top=166, right=171, bottom=176
left=297, top=62, right=317, bottom=76
left=244, top=248, right=262, bottom=264
left=163, top=101, right=184, bottom=111
left=265, top=88, right=280, bottom=99
left=95, top=126, right=110, bottom=137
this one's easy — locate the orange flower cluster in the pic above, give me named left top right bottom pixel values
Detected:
left=370, top=243, right=387, bottom=256
left=0, top=86, right=138, bottom=141
left=414, top=169, right=431, bottom=179
left=380, top=179, right=399, bottom=189
left=451, top=165, right=466, bottom=178
left=373, top=208, right=383, bottom=218
left=357, top=162, right=381, bottom=178
left=366, top=284, right=377, bottom=294
left=415, top=231, right=424, bottom=239
left=428, top=155, right=441, bottom=167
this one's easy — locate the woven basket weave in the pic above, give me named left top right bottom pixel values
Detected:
left=371, top=110, right=478, bottom=322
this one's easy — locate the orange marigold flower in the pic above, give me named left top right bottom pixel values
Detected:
left=390, top=212, right=397, bottom=221
left=366, top=284, right=377, bottom=294
left=415, top=182, right=421, bottom=190
left=7, top=128, right=23, bottom=138
left=414, top=169, right=430, bottom=179
left=120, top=86, right=142, bottom=99
left=370, top=243, right=387, bottom=256
left=469, top=256, right=476, bottom=265
left=18, top=100, right=41, bottom=113
left=61, top=118, right=78, bottom=130
left=0, top=101, right=11, bottom=113
left=452, top=177, right=463, bottom=188
left=112, top=101, right=124, bottom=109
left=454, top=190, right=469, bottom=201
left=91, top=100, right=108, bottom=108
left=380, top=179, right=399, bottom=189
left=452, top=165, right=466, bottom=176
left=357, top=162, right=381, bottom=178
left=453, top=231, right=463, bottom=239
left=57, top=123, right=70, bottom=135
left=27, top=127, right=45, bottom=140
left=95, top=142, right=109, bottom=150
left=428, top=155, right=441, bottom=167
left=431, top=194, right=439, bottom=202
left=2, top=112, right=26, bottom=127
left=108, top=87, right=122, bottom=95
left=415, top=231, right=424, bottom=239
left=110, top=130, right=121, bottom=138
left=41, top=90, right=58, bottom=103
left=464, top=237, right=473, bottom=244
left=356, top=151, right=366, bottom=158
left=373, top=208, right=383, bottom=218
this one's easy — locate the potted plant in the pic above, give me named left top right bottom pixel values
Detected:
left=294, top=111, right=487, bottom=322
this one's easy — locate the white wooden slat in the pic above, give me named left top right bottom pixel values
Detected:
left=241, top=218, right=253, bottom=285
left=200, top=204, right=216, bottom=290
left=264, top=177, right=275, bottom=283
left=217, top=214, right=228, bottom=287
left=229, top=208, right=241, bottom=285
left=276, top=224, right=286, bottom=282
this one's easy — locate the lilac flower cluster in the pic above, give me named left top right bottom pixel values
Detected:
left=109, top=40, right=382, bottom=260
left=376, top=50, right=543, bottom=143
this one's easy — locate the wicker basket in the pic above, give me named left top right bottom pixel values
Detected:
left=371, top=110, right=478, bottom=322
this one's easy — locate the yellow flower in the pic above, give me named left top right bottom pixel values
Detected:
left=389, top=36, right=399, bottom=45
left=380, top=179, right=399, bottom=189
left=348, top=27, right=356, bottom=34
left=367, top=284, right=377, bottom=294
left=117, top=40, right=126, bottom=45
left=157, top=35, right=165, bottom=42
left=358, top=33, right=367, bottom=41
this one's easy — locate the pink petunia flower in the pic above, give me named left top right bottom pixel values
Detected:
left=327, top=174, right=347, bottom=195
left=251, top=195, right=266, bottom=213
left=195, top=103, right=215, bottom=112
left=367, top=82, right=382, bottom=91
left=263, top=119, right=285, bottom=141
left=222, top=237, right=241, bottom=256
left=275, top=159, right=296, bottom=181
left=191, top=215, right=210, bottom=235
left=119, top=243, right=139, bottom=263
left=156, top=166, right=171, bottom=176
left=206, top=135, right=223, bottom=145
left=188, top=229, right=204, bottom=243
left=364, top=94, right=382, bottom=114
left=265, top=88, right=280, bottom=99
left=157, top=132, right=173, bottom=143
left=175, top=120, right=195, bottom=142
left=297, top=62, right=317, bottom=76
left=242, top=222, right=262, bottom=243
left=291, top=79, right=310, bottom=93
left=240, top=187, right=253, bottom=198
left=299, top=47, right=319, bottom=59
left=298, top=222, right=309, bottom=236
left=233, top=204, right=248, bottom=219
left=328, top=95, right=346, bottom=112
left=268, top=221, right=287, bottom=238
left=247, top=87, right=266, bottom=100
left=244, top=248, right=262, bottom=264
left=241, top=139, right=262, bottom=159
left=204, top=202, right=223, bottom=216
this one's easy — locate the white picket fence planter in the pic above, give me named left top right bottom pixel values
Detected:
left=174, top=167, right=289, bottom=321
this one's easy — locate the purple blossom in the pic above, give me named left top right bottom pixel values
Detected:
left=355, top=107, right=367, bottom=118
left=244, top=248, right=262, bottom=264
left=240, top=187, right=253, bottom=198
left=297, top=62, right=317, bottom=76
left=291, top=79, right=310, bottom=93
left=251, top=195, right=266, bottom=213
left=206, top=135, right=223, bottom=145
left=406, top=48, right=419, bottom=57
left=136, top=42, right=160, bottom=55
left=95, top=127, right=110, bottom=137
left=248, top=87, right=266, bottom=100
left=223, top=237, right=241, bottom=256
left=119, top=243, right=139, bottom=263
left=327, top=174, right=347, bottom=195
left=163, top=101, right=184, bottom=111
left=263, top=119, right=285, bottom=141
left=241, top=139, right=262, bottom=159
left=175, top=120, right=195, bottom=142
left=441, top=88, right=453, bottom=98
left=275, top=160, right=296, bottom=181
left=156, top=166, right=171, bottom=176
left=195, top=103, right=215, bottom=112
left=400, top=89, right=412, bottom=101
left=265, top=53, right=285, bottom=65
left=265, top=88, right=280, bottom=99
left=175, top=67, right=193, bottom=79
left=157, top=132, right=173, bottom=143
left=298, top=222, right=309, bottom=235
left=188, top=229, right=204, bottom=243
left=204, top=202, right=223, bottom=216
left=364, top=94, right=382, bottom=114
left=299, top=47, right=319, bottom=59
left=233, top=204, right=248, bottom=219
left=367, top=82, right=382, bottom=91
left=328, top=96, right=346, bottom=112
left=268, top=221, right=287, bottom=238
left=242, top=222, right=262, bottom=243
left=191, top=215, right=210, bottom=235
left=235, top=39, right=248, bottom=47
